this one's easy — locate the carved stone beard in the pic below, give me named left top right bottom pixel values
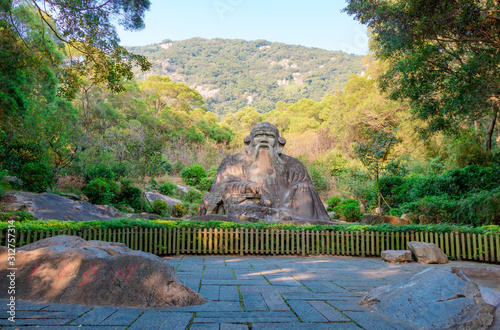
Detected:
left=245, top=145, right=283, bottom=185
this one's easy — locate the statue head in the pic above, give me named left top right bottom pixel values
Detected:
left=244, top=122, right=286, bottom=155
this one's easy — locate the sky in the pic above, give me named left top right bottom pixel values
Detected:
left=117, top=0, right=369, bottom=55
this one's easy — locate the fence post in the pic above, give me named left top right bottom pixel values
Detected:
left=361, top=230, right=365, bottom=257
left=301, top=228, right=305, bottom=257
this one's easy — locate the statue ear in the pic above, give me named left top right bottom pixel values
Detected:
left=277, top=137, right=286, bottom=154
left=244, top=136, right=251, bottom=153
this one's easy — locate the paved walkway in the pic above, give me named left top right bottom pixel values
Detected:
left=2, top=256, right=499, bottom=329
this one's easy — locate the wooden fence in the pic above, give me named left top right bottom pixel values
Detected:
left=3, top=227, right=499, bottom=263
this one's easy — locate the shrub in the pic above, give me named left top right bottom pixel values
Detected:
left=114, top=179, right=141, bottom=210
left=334, top=199, right=362, bottom=222
left=161, top=160, right=173, bottom=175
left=19, top=162, right=54, bottom=193
left=326, top=197, right=341, bottom=212
left=197, top=177, right=213, bottom=192
left=187, top=202, right=201, bottom=216
left=151, top=199, right=170, bottom=216
left=180, top=163, right=207, bottom=186
left=308, top=165, right=329, bottom=192
left=172, top=161, right=184, bottom=174
left=388, top=208, right=403, bottom=217
left=83, top=178, right=116, bottom=205
left=0, top=169, right=10, bottom=197
left=159, top=182, right=177, bottom=196
left=184, top=190, right=203, bottom=203
left=174, top=203, right=188, bottom=217
left=149, top=178, right=159, bottom=190
left=84, top=164, right=115, bottom=183
left=110, top=161, right=133, bottom=179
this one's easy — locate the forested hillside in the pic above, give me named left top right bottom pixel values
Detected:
left=127, top=38, right=364, bottom=114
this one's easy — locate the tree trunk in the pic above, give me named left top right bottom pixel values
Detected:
left=376, top=169, right=381, bottom=215
left=485, top=106, right=499, bottom=152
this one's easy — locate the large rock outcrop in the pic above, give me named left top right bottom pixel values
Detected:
left=145, top=192, right=182, bottom=207
left=0, top=236, right=206, bottom=308
left=360, top=267, right=500, bottom=329
left=198, top=122, right=332, bottom=224
left=408, top=241, right=448, bottom=264
left=1, top=192, right=118, bottom=221
left=381, top=250, right=412, bottom=263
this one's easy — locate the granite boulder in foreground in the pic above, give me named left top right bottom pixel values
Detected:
left=408, top=241, right=449, bottom=264
left=360, top=267, right=500, bottom=329
left=0, top=236, right=206, bottom=308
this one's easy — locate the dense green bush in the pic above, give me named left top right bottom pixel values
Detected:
left=197, top=177, right=213, bottom=191
left=180, top=163, right=207, bottom=186
left=334, top=199, right=362, bottom=222
left=184, top=190, right=203, bottom=203
left=114, top=179, right=141, bottom=210
left=83, top=178, right=117, bottom=205
left=4, top=219, right=497, bottom=236
left=19, top=162, right=54, bottom=193
left=110, top=161, right=133, bottom=179
left=326, top=196, right=341, bottom=212
left=397, top=187, right=500, bottom=226
left=375, top=165, right=500, bottom=225
left=0, top=169, right=10, bottom=197
left=84, top=164, right=115, bottom=183
left=151, top=199, right=170, bottom=216
left=186, top=202, right=201, bottom=216
left=174, top=203, right=188, bottom=217
left=159, top=182, right=177, bottom=196
left=0, top=211, right=35, bottom=222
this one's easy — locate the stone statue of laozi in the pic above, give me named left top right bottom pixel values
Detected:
left=198, top=122, right=332, bottom=224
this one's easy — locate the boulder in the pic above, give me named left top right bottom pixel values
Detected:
left=60, top=193, right=80, bottom=201
left=95, top=205, right=126, bottom=218
left=360, top=267, right=500, bottom=329
left=408, top=241, right=448, bottom=264
left=145, top=192, right=182, bottom=207
left=2, top=192, right=118, bottom=221
left=360, top=214, right=409, bottom=225
left=0, top=236, right=206, bottom=308
left=176, top=184, right=200, bottom=197
left=381, top=250, right=413, bottom=263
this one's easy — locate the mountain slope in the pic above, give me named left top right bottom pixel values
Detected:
left=127, top=38, right=364, bottom=114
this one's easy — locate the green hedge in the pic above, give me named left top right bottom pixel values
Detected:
left=2, top=218, right=498, bottom=235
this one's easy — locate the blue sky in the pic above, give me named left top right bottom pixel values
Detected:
left=117, top=0, right=368, bottom=55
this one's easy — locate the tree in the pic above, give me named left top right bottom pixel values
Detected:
left=2, top=0, right=152, bottom=96
left=354, top=129, right=399, bottom=213
left=344, top=0, right=500, bottom=152
left=121, top=123, right=166, bottom=210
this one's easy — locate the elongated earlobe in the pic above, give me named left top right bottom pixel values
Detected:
left=277, top=137, right=286, bottom=154
left=244, top=136, right=251, bottom=154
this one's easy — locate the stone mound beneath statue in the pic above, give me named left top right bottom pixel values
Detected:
left=360, top=266, right=500, bottom=329
left=0, top=236, right=206, bottom=308
left=191, top=214, right=241, bottom=222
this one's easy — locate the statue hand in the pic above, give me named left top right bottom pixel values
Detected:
left=295, top=183, right=312, bottom=192
left=245, top=183, right=262, bottom=195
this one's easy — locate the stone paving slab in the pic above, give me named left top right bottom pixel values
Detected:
left=2, top=255, right=499, bottom=329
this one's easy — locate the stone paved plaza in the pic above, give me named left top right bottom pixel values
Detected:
left=2, top=255, right=499, bottom=329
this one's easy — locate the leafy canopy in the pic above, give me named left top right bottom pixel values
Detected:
left=344, top=0, right=500, bottom=151
left=3, top=0, right=152, bottom=96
